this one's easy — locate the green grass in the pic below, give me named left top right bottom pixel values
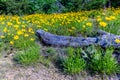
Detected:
left=0, top=42, right=4, bottom=52
left=89, top=47, right=120, bottom=75
left=13, top=45, right=40, bottom=65
left=62, top=47, right=86, bottom=74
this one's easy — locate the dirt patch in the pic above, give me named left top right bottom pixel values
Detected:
left=0, top=45, right=119, bottom=80
left=0, top=52, right=72, bottom=80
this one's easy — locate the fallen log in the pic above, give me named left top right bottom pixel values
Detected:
left=36, top=29, right=120, bottom=48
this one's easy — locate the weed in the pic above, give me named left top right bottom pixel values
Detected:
left=13, top=45, right=40, bottom=65
left=0, top=42, right=4, bottom=51
left=43, top=47, right=57, bottom=61
left=39, top=47, right=57, bottom=67
left=62, top=47, right=86, bottom=74
left=89, top=47, right=120, bottom=75
left=39, top=56, right=52, bottom=67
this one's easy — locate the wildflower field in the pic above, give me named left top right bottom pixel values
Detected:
left=0, top=8, right=120, bottom=49
left=0, top=7, right=120, bottom=76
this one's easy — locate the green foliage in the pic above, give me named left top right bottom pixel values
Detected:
left=89, top=47, right=120, bottom=75
left=29, top=0, right=58, bottom=14
left=0, top=41, right=4, bottom=51
left=0, top=0, right=31, bottom=15
left=0, top=0, right=58, bottom=15
left=43, top=47, right=57, bottom=62
left=111, top=0, right=120, bottom=8
left=0, top=0, right=120, bottom=14
left=0, top=0, right=6, bottom=14
left=35, top=47, right=57, bottom=67
left=45, top=47, right=56, bottom=56
left=81, top=46, right=120, bottom=75
left=60, top=0, right=108, bottom=12
left=39, top=56, right=52, bottom=67
left=62, top=47, right=86, bottom=74
left=60, top=0, right=84, bottom=12
left=83, top=0, right=107, bottom=10
left=81, top=45, right=97, bottom=61
left=13, top=45, right=40, bottom=65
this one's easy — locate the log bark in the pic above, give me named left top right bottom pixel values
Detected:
left=36, top=29, right=120, bottom=48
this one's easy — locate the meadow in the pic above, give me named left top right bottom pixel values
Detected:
left=0, top=7, right=120, bottom=76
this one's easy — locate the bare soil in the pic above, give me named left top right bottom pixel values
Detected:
left=0, top=44, right=119, bottom=80
left=0, top=51, right=72, bottom=80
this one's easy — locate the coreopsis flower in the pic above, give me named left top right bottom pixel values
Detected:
left=105, top=16, right=116, bottom=21
left=110, top=16, right=116, bottom=20
left=0, top=36, right=5, bottom=38
left=14, top=35, right=19, bottom=40
left=44, top=28, right=48, bottom=32
left=21, top=29, right=26, bottom=32
left=31, top=31, right=34, bottom=34
left=71, top=27, right=76, bottom=30
left=86, top=22, right=92, bottom=27
left=1, top=22, right=4, bottom=24
left=22, top=25, right=26, bottom=28
left=99, top=22, right=107, bottom=27
left=28, top=28, right=33, bottom=32
left=17, top=30, right=23, bottom=35
left=3, top=28, right=7, bottom=33
left=97, top=17, right=102, bottom=21
left=10, top=41, right=14, bottom=45
left=115, top=39, right=120, bottom=43
left=7, top=22, right=12, bottom=26
left=37, top=26, right=41, bottom=28
left=68, top=29, right=73, bottom=32
left=82, top=25, right=86, bottom=28
left=24, top=34, right=29, bottom=37
left=105, top=17, right=112, bottom=21
left=14, top=25, right=19, bottom=30
left=30, top=38, right=35, bottom=41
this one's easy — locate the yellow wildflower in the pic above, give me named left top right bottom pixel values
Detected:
left=105, top=17, right=112, bottom=21
left=21, top=29, right=26, bottom=32
left=86, top=22, right=92, bottom=27
left=24, top=34, right=29, bottom=37
left=14, top=35, right=19, bottom=40
left=30, top=38, right=35, bottom=41
left=3, top=28, right=7, bottom=33
left=115, top=39, right=120, bottom=43
left=16, top=20, right=21, bottom=24
left=8, top=33, right=10, bottom=35
left=7, top=30, right=10, bottom=33
left=71, top=27, right=76, bottom=30
left=77, top=20, right=81, bottom=23
left=99, top=22, right=107, bottom=27
left=28, top=28, right=33, bottom=32
left=7, top=22, right=12, bottom=26
left=17, top=30, right=23, bottom=35
left=44, top=28, right=48, bottom=32
left=37, top=26, right=41, bottom=28
left=14, top=25, right=19, bottom=30
left=0, top=36, right=5, bottom=38
left=82, top=25, right=86, bottom=28
left=1, top=22, right=4, bottom=24
left=102, top=13, right=106, bottom=15
left=31, top=31, right=34, bottom=34
left=10, top=41, right=14, bottom=45
left=110, top=16, right=116, bottom=20
left=97, top=17, right=102, bottom=21
left=68, top=29, right=73, bottom=32
left=22, top=25, right=26, bottom=28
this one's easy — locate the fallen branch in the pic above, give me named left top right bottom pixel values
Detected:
left=36, top=29, right=120, bottom=48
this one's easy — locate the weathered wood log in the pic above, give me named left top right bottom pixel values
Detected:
left=36, top=29, right=120, bottom=48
